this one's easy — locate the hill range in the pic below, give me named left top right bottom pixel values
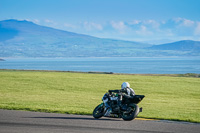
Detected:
left=0, top=19, right=200, bottom=57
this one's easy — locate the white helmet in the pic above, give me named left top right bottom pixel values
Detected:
left=121, top=82, right=130, bottom=89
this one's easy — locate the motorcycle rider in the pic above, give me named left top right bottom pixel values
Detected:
left=121, top=82, right=135, bottom=99
left=119, top=82, right=135, bottom=110
left=102, top=82, right=135, bottom=116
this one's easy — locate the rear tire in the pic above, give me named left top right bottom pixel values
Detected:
left=122, top=104, right=139, bottom=121
left=93, top=104, right=104, bottom=119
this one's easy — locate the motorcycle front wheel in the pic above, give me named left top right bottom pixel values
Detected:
left=93, top=103, right=104, bottom=119
left=122, top=104, right=139, bottom=121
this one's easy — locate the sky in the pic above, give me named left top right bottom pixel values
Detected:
left=0, top=0, right=200, bottom=44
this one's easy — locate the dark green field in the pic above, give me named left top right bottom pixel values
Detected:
left=0, top=70, right=199, bottom=123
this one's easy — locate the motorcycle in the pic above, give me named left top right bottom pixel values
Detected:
left=93, top=90, right=145, bottom=121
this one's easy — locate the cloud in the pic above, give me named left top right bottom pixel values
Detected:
left=23, top=18, right=39, bottom=24
left=83, top=22, right=103, bottom=31
left=28, top=18, right=199, bottom=43
left=182, top=19, right=195, bottom=27
left=129, top=20, right=141, bottom=25
left=33, top=19, right=40, bottom=24
left=128, top=19, right=160, bottom=29
left=136, top=25, right=153, bottom=36
left=44, top=19, right=51, bottom=23
left=195, top=22, right=200, bottom=35
left=173, top=17, right=195, bottom=27
left=110, top=21, right=127, bottom=33
left=78, top=18, right=200, bottom=43
left=144, top=20, right=160, bottom=29
left=64, top=23, right=77, bottom=29
left=44, top=19, right=57, bottom=25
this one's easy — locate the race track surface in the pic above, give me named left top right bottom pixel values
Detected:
left=0, top=109, right=199, bottom=133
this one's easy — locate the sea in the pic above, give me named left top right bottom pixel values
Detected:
left=0, top=57, right=200, bottom=74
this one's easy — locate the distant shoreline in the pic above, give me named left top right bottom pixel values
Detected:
left=1, top=69, right=199, bottom=78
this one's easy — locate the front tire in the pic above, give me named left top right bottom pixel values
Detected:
left=93, top=104, right=104, bottom=119
left=122, top=104, right=139, bottom=121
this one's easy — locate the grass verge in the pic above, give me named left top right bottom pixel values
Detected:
left=0, top=69, right=200, bottom=123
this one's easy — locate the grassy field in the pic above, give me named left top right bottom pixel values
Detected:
left=0, top=69, right=200, bottom=123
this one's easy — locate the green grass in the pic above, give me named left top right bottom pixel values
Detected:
left=0, top=69, right=200, bottom=123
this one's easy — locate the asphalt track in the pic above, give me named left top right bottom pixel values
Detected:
left=0, top=109, right=200, bottom=133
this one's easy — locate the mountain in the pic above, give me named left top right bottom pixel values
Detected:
left=0, top=19, right=200, bottom=57
left=148, top=40, right=200, bottom=56
left=149, top=40, right=200, bottom=51
left=0, top=19, right=151, bottom=57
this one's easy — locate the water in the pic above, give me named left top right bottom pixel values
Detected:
left=0, top=57, right=200, bottom=74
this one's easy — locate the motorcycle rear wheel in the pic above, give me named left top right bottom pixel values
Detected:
left=93, top=104, right=104, bottom=119
left=122, top=104, right=139, bottom=121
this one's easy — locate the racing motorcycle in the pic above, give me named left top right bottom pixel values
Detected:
left=93, top=90, right=145, bottom=121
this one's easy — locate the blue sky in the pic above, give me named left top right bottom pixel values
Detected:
left=0, top=0, right=200, bottom=44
